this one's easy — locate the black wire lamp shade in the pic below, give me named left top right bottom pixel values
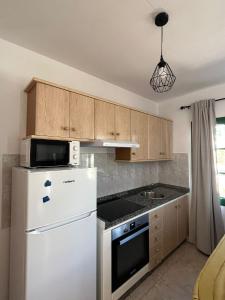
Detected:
left=150, top=55, right=176, bottom=93
left=150, top=12, right=176, bottom=93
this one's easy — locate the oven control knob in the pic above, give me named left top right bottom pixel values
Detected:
left=73, top=146, right=78, bottom=151
left=73, top=155, right=77, bottom=159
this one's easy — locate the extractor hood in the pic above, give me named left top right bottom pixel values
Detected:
left=81, top=140, right=140, bottom=148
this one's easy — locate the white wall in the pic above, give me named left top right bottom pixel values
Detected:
left=0, top=38, right=158, bottom=300
left=159, top=82, right=225, bottom=153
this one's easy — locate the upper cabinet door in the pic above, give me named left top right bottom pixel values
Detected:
left=115, top=106, right=131, bottom=141
left=69, top=93, right=94, bottom=140
left=131, top=110, right=148, bottom=160
left=36, top=83, right=70, bottom=137
left=161, top=119, right=173, bottom=159
left=95, top=100, right=115, bottom=140
left=148, top=115, right=161, bottom=160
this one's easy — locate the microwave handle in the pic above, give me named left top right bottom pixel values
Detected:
left=119, top=225, right=149, bottom=246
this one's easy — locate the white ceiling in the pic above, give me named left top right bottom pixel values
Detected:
left=0, top=0, right=225, bottom=101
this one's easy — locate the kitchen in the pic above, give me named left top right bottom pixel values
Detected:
left=0, top=1, right=225, bottom=300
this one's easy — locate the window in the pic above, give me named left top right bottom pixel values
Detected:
left=216, top=117, right=225, bottom=199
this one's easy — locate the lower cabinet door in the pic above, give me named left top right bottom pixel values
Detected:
left=177, top=196, right=189, bottom=244
left=163, top=200, right=178, bottom=257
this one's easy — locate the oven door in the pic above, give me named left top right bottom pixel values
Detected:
left=112, top=224, right=149, bottom=292
left=30, top=139, right=69, bottom=167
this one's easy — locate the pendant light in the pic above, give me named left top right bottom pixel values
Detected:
left=150, top=12, right=176, bottom=93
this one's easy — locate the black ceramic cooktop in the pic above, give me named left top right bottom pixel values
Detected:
left=97, top=198, right=144, bottom=222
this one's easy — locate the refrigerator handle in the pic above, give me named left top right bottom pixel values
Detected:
left=27, top=211, right=95, bottom=234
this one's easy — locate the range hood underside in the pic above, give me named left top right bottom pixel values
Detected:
left=81, top=140, right=140, bottom=148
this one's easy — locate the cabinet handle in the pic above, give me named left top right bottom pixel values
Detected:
left=160, top=152, right=165, bottom=155
left=154, top=225, right=158, bottom=230
left=71, top=128, right=76, bottom=132
left=154, top=237, right=158, bottom=242
left=62, top=126, right=69, bottom=131
left=110, top=132, right=115, bottom=136
left=116, top=133, right=120, bottom=136
left=132, top=152, right=136, bottom=155
left=175, top=205, right=178, bottom=209
left=154, top=214, right=158, bottom=219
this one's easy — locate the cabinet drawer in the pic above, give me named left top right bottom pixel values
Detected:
left=150, top=241, right=162, bottom=255
left=150, top=231, right=163, bottom=248
left=149, top=208, right=164, bottom=225
left=151, top=219, right=162, bottom=233
left=149, top=252, right=162, bottom=270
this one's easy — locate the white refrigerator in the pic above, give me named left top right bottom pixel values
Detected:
left=10, top=167, right=97, bottom=300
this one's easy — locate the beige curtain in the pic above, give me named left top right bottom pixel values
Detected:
left=189, top=99, right=224, bottom=255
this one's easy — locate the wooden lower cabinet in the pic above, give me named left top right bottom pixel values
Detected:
left=149, top=195, right=189, bottom=270
left=163, top=200, right=178, bottom=257
left=177, top=196, right=189, bottom=244
left=149, top=207, right=164, bottom=270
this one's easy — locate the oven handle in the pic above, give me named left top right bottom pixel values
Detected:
left=119, top=225, right=149, bottom=246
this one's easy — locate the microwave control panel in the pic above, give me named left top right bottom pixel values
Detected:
left=69, top=141, right=80, bottom=166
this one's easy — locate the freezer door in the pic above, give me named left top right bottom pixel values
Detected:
left=26, top=168, right=96, bottom=230
left=25, top=211, right=96, bottom=300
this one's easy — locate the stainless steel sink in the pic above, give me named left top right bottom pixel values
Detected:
left=140, top=191, right=165, bottom=200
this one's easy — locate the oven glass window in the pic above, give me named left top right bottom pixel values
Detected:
left=112, top=228, right=149, bottom=292
left=31, top=140, right=69, bottom=167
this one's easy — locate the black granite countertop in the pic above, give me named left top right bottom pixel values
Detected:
left=97, top=183, right=189, bottom=229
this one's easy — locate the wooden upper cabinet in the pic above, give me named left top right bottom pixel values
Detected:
left=95, top=100, right=115, bottom=140
left=69, top=93, right=94, bottom=140
left=160, top=119, right=173, bottom=159
left=28, top=82, right=70, bottom=138
left=115, top=106, right=131, bottom=141
left=131, top=110, right=148, bottom=160
left=25, top=79, right=173, bottom=158
left=148, top=115, right=161, bottom=160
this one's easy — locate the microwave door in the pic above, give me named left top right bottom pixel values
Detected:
left=30, top=139, right=69, bottom=167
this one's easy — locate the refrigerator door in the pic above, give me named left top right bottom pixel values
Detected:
left=26, top=168, right=96, bottom=230
left=25, top=211, right=96, bottom=300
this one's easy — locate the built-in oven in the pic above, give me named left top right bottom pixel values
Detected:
left=111, top=214, right=149, bottom=292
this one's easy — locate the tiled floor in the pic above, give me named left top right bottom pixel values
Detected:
left=124, top=242, right=207, bottom=300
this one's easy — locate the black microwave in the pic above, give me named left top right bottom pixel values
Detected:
left=20, top=138, right=80, bottom=168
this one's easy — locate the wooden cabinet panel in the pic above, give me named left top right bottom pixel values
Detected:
left=148, top=115, right=161, bottom=160
left=177, top=196, right=189, bottom=244
left=95, top=100, right=115, bottom=140
left=69, top=93, right=94, bottom=140
left=163, top=200, right=178, bottom=257
left=35, top=83, right=70, bottom=137
left=149, top=207, right=164, bottom=271
left=130, top=110, right=148, bottom=160
left=160, top=119, right=173, bottom=159
left=115, top=106, right=131, bottom=141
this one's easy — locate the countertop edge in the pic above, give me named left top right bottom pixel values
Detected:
left=97, top=192, right=190, bottom=232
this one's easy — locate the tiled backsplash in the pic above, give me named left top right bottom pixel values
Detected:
left=158, top=153, right=189, bottom=188
left=81, top=148, right=159, bottom=197
left=0, top=150, right=189, bottom=228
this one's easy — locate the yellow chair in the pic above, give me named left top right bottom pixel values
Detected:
left=193, top=235, right=225, bottom=300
